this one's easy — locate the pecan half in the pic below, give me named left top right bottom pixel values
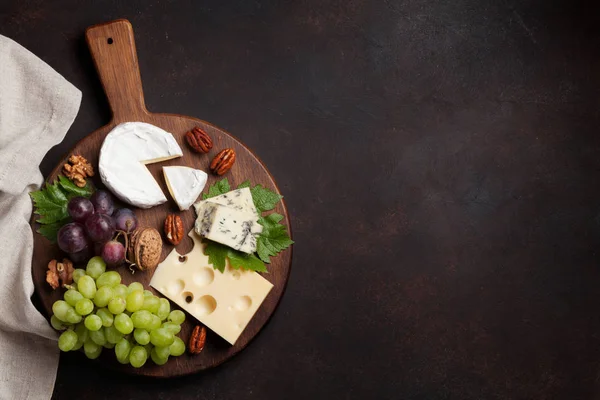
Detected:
left=210, top=148, right=236, bottom=175
left=185, top=127, right=213, bottom=153
left=46, top=258, right=74, bottom=289
left=189, top=325, right=207, bottom=354
left=164, top=214, right=184, bottom=246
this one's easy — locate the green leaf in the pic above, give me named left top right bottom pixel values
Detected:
left=237, top=180, right=251, bottom=189
left=45, top=181, right=68, bottom=204
left=30, top=175, right=93, bottom=241
left=37, top=219, right=68, bottom=243
left=256, top=241, right=272, bottom=264
left=203, top=239, right=267, bottom=273
left=261, top=213, right=284, bottom=225
left=30, top=190, right=63, bottom=211
left=203, top=178, right=230, bottom=200
left=36, top=207, right=69, bottom=224
left=250, top=184, right=283, bottom=213
left=203, top=240, right=228, bottom=273
left=58, top=175, right=94, bottom=197
left=256, top=213, right=294, bottom=263
left=227, top=251, right=267, bottom=273
left=30, top=181, right=69, bottom=224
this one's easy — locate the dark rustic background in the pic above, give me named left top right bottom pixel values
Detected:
left=2, top=0, right=600, bottom=399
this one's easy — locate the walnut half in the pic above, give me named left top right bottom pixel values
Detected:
left=46, top=258, right=74, bottom=290
left=63, top=154, right=94, bottom=187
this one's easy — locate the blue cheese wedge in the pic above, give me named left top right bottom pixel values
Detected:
left=195, top=201, right=262, bottom=254
left=193, top=187, right=257, bottom=217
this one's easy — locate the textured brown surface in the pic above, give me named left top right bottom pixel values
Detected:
left=3, top=0, right=600, bottom=398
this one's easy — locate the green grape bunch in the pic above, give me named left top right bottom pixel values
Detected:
left=51, top=256, right=186, bottom=367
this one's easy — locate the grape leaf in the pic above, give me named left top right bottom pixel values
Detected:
left=250, top=184, right=283, bottom=213
left=262, top=213, right=284, bottom=224
left=203, top=240, right=229, bottom=273
left=227, top=251, right=267, bottom=273
left=31, top=181, right=69, bottom=224
left=256, top=213, right=294, bottom=263
left=37, top=220, right=69, bottom=242
left=203, top=239, right=267, bottom=273
left=45, top=182, right=67, bottom=204
left=30, top=176, right=94, bottom=242
left=30, top=188, right=64, bottom=211
left=58, top=175, right=94, bottom=197
left=35, top=207, right=69, bottom=224
left=202, top=178, right=230, bottom=200
left=237, top=180, right=251, bottom=189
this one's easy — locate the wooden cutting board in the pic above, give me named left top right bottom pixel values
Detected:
left=30, top=19, right=292, bottom=377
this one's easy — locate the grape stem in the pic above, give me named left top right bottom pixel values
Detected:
left=117, top=229, right=140, bottom=274
left=113, top=230, right=131, bottom=264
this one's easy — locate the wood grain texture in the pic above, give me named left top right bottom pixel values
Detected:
left=30, top=19, right=292, bottom=377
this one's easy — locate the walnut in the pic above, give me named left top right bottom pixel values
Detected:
left=46, top=258, right=74, bottom=290
left=128, top=227, right=162, bottom=271
left=46, top=261, right=59, bottom=290
left=63, top=155, right=94, bottom=187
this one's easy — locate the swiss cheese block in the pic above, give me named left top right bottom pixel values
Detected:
left=98, top=122, right=183, bottom=208
left=163, top=166, right=208, bottom=211
left=193, top=187, right=257, bottom=216
left=195, top=201, right=262, bottom=254
left=150, top=230, right=273, bottom=345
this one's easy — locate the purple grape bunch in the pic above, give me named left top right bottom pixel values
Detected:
left=57, top=190, right=137, bottom=267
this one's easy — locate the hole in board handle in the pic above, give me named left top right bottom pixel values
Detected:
left=107, top=37, right=114, bottom=44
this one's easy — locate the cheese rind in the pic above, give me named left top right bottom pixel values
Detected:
left=193, top=187, right=258, bottom=216
left=99, top=122, right=183, bottom=208
left=163, top=166, right=208, bottom=211
left=195, top=201, right=262, bottom=254
left=150, top=230, right=273, bottom=345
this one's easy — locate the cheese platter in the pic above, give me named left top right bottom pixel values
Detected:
left=30, top=19, right=293, bottom=377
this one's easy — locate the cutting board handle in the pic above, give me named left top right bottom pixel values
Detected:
left=86, top=19, right=148, bottom=123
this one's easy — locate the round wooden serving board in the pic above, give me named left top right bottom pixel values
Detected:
left=30, top=19, right=292, bottom=377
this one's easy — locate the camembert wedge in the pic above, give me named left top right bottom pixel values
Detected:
left=98, top=122, right=183, bottom=208
left=163, top=166, right=208, bottom=211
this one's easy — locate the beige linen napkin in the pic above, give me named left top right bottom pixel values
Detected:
left=0, top=35, right=81, bottom=399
